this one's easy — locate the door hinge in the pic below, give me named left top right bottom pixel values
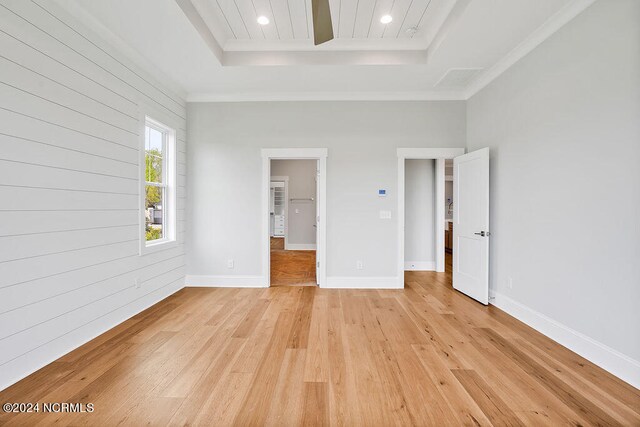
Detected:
left=317, top=261, right=320, bottom=268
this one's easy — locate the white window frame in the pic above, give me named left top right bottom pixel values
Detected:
left=140, top=115, right=177, bottom=255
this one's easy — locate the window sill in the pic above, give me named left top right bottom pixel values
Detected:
left=140, top=238, right=178, bottom=256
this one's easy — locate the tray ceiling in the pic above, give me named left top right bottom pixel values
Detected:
left=64, top=0, right=587, bottom=97
left=193, top=0, right=458, bottom=50
left=173, top=0, right=466, bottom=65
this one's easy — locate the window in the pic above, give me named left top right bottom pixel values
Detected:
left=141, top=116, right=176, bottom=252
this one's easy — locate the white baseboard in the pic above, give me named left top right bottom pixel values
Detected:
left=491, top=291, right=640, bottom=389
left=186, top=275, right=267, bottom=288
left=0, top=279, right=184, bottom=392
left=284, top=243, right=317, bottom=250
left=404, top=261, right=436, bottom=271
left=324, top=276, right=401, bottom=289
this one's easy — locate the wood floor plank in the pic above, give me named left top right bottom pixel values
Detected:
left=467, top=330, right=591, bottom=426
left=515, top=337, right=640, bottom=425
left=452, top=369, right=525, bottom=426
left=412, top=344, right=493, bottom=426
left=265, top=349, right=307, bottom=426
left=326, top=295, right=359, bottom=427
left=194, top=371, right=254, bottom=426
left=302, top=382, right=329, bottom=427
left=1, top=254, right=638, bottom=426
left=168, top=337, right=246, bottom=425
left=287, top=286, right=315, bottom=349
left=233, top=312, right=296, bottom=426
left=303, top=294, right=330, bottom=382
left=477, top=327, right=624, bottom=426
left=232, top=298, right=270, bottom=338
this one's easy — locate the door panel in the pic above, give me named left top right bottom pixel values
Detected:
left=453, top=148, right=490, bottom=305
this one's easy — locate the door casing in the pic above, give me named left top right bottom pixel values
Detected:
left=261, top=148, right=328, bottom=287
left=396, top=148, right=465, bottom=288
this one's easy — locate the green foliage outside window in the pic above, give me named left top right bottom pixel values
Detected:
left=145, top=148, right=162, bottom=208
left=145, top=147, right=163, bottom=242
left=146, top=225, right=162, bottom=241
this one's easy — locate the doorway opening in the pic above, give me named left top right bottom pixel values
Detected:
left=397, top=147, right=490, bottom=305
left=261, top=148, right=327, bottom=287
left=403, top=159, right=438, bottom=274
left=270, top=160, right=317, bottom=286
left=444, top=159, right=454, bottom=275
left=397, top=148, right=465, bottom=289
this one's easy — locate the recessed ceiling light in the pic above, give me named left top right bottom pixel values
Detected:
left=257, top=16, right=269, bottom=25
left=380, top=15, right=392, bottom=24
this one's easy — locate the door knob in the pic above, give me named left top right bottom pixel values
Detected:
left=474, top=231, right=491, bottom=237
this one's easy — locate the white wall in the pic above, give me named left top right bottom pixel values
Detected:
left=467, top=0, right=640, bottom=386
left=271, top=160, right=317, bottom=247
left=186, top=101, right=465, bottom=286
left=0, top=0, right=187, bottom=390
left=404, top=159, right=436, bottom=270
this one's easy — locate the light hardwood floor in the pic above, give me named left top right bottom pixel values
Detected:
left=1, top=257, right=638, bottom=426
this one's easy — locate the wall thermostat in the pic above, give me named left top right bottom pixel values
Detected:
left=378, top=189, right=387, bottom=197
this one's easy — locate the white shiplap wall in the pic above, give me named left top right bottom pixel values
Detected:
left=0, top=0, right=187, bottom=390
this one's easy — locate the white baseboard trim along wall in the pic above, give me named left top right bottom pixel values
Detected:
left=490, top=291, right=640, bottom=389
left=324, top=276, right=402, bottom=289
left=185, top=275, right=268, bottom=288
left=404, top=261, right=436, bottom=271
left=285, top=244, right=317, bottom=250
left=0, top=279, right=184, bottom=391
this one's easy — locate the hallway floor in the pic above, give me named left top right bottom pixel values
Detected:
left=270, top=237, right=316, bottom=287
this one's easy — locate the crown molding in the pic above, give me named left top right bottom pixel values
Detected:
left=187, top=91, right=467, bottom=103
left=464, top=0, right=598, bottom=99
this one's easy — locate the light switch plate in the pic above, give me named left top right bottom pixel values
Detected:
left=379, top=210, right=392, bottom=219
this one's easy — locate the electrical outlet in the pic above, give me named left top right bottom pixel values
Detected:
left=356, top=260, right=363, bottom=270
left=508, top=277, right=513, bottom=289
left=134, top=278, right=140, bottom=289
left=227, top=259, right=234, bottom=269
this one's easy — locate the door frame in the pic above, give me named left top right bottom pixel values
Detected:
left=397, top=148, right=465, bottom=288
left=261, top=148, right=328, bottom=287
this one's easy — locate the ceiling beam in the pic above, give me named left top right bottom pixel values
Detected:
left=223, top=48, right=429, bottom=66
left=174, top=0, right=224, bottom=65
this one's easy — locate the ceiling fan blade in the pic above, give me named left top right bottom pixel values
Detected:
left=311, top=0, right=334, bottom=45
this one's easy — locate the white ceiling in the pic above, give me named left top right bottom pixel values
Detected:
left=194, top=0, right=458, bottom=50
left=58, top=0, right=595, bottom=100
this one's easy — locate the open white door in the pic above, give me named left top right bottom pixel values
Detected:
left=453, top=148, right=490, bottom=304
